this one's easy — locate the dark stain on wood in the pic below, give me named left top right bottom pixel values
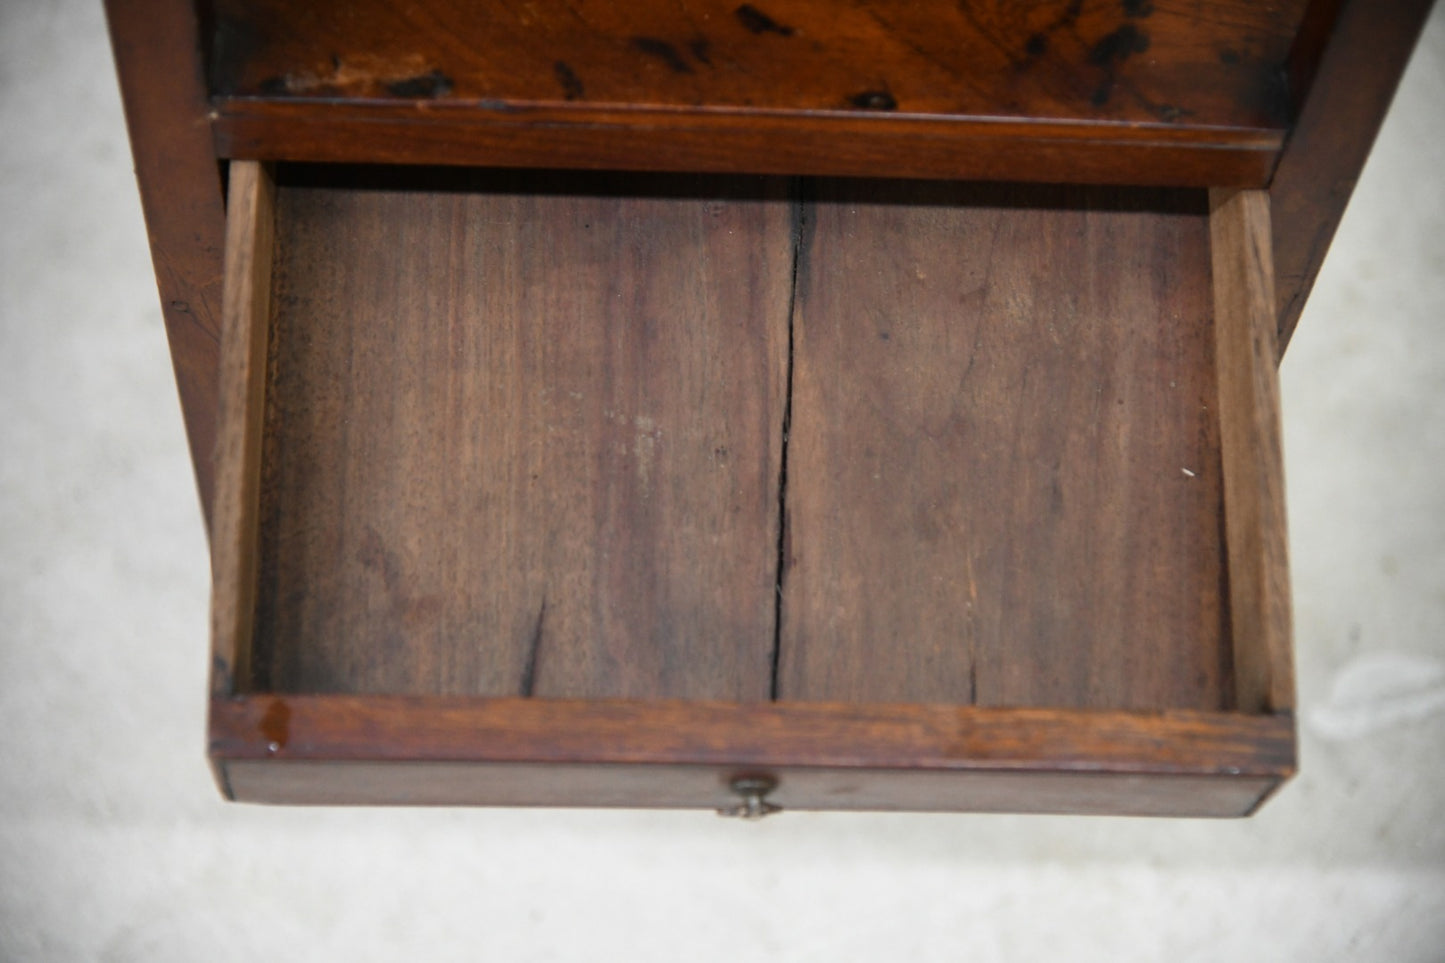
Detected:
left=385, top=69, right=452, bottom=97
left=631, top=36, right=694, bottom=73
left=848, top=89, right=897, bottom=111
left=1122, top=0, right=1155, bottom=17
left=554, top=60, right=584, bottom=99
left=1087, top=23, right=1150, bottom=106
left=209, top=15, right=265, bottom=95
left=1020, top=1, right=1084, bottom=66
left=1219, top=47, right=1241, bottom=64
left=689, top=37, right=713, bottom=65
left=1089, top=24, right=1151, bottom=68
left=735, top=4, right=795, bottom=37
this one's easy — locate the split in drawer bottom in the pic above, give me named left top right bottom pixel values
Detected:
left=210, top=161, right=1293, bottom=815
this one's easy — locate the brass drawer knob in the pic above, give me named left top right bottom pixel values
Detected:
left=718, top=775, right=781, bottom=820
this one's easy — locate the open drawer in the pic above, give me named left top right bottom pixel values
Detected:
left=209, top=160, right=1293, bottom=816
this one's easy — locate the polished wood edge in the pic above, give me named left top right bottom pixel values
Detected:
left=1271, top=0, right=1435, bottom=353
left=210, top=99, right=1288, bottom=144
left=210, top=695, right=1296, bottom=776
left=211, top=101, right=1281, bottom=188
left=104, top=0, right=229, bottom=526
left=211, top=160, right=275, bottom=700
left=1210, top=189, right=1296, bottom=715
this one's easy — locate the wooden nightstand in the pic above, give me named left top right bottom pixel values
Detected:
left=106, top=0, right=1432, bottom=815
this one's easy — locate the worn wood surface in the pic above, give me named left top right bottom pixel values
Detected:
left=206, top=0, right=1304, bottom=185
left=210, top=695, right=1291, bottom=814
left=104, top=0, right=228, bottom=525
left=779, top=183, right=1229, bottom=710
left=1270, top=0, right=1434, bottom=353
left=1210, top=190, right=1294, bottom=713
left=241, top=173, right=1257, bottom=713
left=209, top=694, right=1294, bottom=770
left=213, top=103, right=1281, bottom=189
left=211, top=161, right=275, bottom=699
left=222, top=759, right=1280, bottom=816
left=204, top=168, right=1306, bottom=814
left=252, top=167, right=792, bottom=699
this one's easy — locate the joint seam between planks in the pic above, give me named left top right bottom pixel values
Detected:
left=770, top=179, right=806, bottom=701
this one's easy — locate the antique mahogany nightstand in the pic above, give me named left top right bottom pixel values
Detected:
left=107, top=0, right=1431, bottom=815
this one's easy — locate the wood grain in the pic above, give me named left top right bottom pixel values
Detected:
left=205, top=0, right=1303, bottom=185
left=1210, top=189, right=1294, bottom=713
left=104, top=0, right=228, bottom=525
left=208, top=0, right=1303, bottom=128
left=202, top=172, right=1305, bottom=815
left=210, top=694, right=1294, bottom=770
left=780, top=183, right=1229, bottom=710
left=211, top=161, right=275, bottom=698
left=222, top=759, right=1280, bottom=816
left=212, top=102, right=1282, bottom=190
left=251, top=167, right=793, bottom=700
left=1270, top=0, right=1434, bottom=353
left=210, top=695, right=1292, bottom=814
